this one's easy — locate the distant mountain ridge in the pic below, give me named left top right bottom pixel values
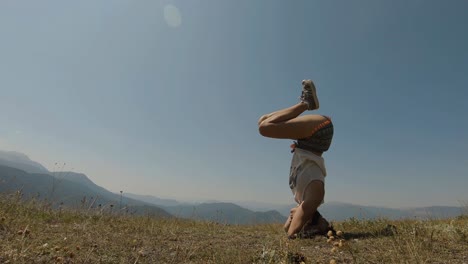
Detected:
left=0, top=165, right=171, bottom=217
left=124, top=192, right=182, bottom=207
left=129, top=195, right=465, bottom=222
left=0, top=150, right=286, bottom=224
left=163, top=202, right=287, bottom=225
left=0, top=150, right=49, bottom=174
left=272, top=201, right=465, bottom=221
left=0, top=150, right=464, bottom=223
left=53, top=171, right=110, bottom=196
left=122, top=193, right=465, bottom=222
left=123, top=193, right=287, bottom=225
left=0, top=151, right=171, bottom=217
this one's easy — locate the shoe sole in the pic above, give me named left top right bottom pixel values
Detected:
left=302, top=79, right=319, bottom=110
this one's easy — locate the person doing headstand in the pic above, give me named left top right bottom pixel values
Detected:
left=258, top=80, right=334, bottom=238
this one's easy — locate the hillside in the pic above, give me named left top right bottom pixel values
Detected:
left=163, top=202, right=287, bottom=225
left=0, top=150, right=286, bottom=225
left=122, top=193, right=466, bottom=222
left=0, top=150, right=464, bottom=225
left=318, top=202, right=465, bottom=221
left=0, top=164, right=285, bottom=225
left=0, top=165, right=170, bottom=217
left=124, top=192, right=181, bottom=207
left=0, top=150, right=49, bottom=174
left=124, top=194, right=288, bottom=224
left=272, top=202, right=466, bottom=221
left=0, top=195, right=467, bottom=263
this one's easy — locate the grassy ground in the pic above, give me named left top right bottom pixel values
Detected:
left=1, top=194, right=467, bottom=264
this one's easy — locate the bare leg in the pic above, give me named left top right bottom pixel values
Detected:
left=283, top=206, right=298, bottom=232
left=257, top=111, right=278, bottom=126
left=259, top=103, right=307, bottom=126
left=258, top=103, right=328, bottom=139
left=259, top=81, right=329, bottom=237
left=287, top=180, right=325, bottom=237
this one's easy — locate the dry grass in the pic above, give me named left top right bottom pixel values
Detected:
left=0, top=194, right=467, bottom=264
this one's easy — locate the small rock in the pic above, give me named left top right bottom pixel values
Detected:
left=338, top=240, right=344, bottom=247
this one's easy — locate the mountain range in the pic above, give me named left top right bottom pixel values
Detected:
left=0, top=164, right=170, bottom=217
left=124, top=192, right=466, bottom=222
left=0, top=150, right=286, bottom=224
left=0, top=150, right=465, bottom=223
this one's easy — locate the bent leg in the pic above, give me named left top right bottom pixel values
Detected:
left=258, top=111, right=277, bottom=126
left=283, top=205, right=299, bottom=232
left=258, top=103, right=329, bottom=139
left=287, top=180, right=325, bottom=237
left=259, top=103, right=307, bottom=126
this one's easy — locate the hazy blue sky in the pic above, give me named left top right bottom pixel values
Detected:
left=1, top=0, right=467, bottom=208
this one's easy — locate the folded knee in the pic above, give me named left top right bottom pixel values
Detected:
left=257, top=114, right=269, bottom=126
left=258, top=122, right=273, bottom=137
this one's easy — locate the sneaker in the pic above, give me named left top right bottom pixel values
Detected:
left=300, top=79, right=319, bottom=110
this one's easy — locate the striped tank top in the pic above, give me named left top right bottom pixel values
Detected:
left=291, top=116, right=334, bottom=154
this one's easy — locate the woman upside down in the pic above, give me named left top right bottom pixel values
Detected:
left=258, top=79, right=334, bottom=239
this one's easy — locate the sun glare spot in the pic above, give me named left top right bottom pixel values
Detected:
left=163, top=4, right=182, bottom=28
